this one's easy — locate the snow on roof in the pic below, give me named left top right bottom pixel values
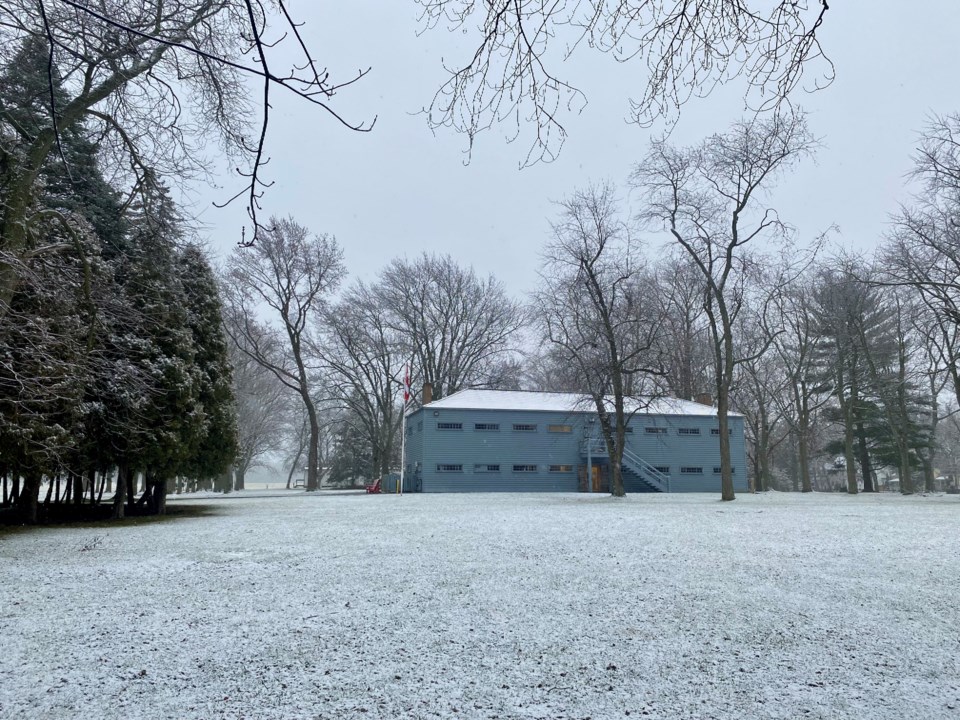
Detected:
left=425, top=389, right=740, bottom=417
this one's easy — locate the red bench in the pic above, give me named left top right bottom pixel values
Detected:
left=365, top=478, right=381, bottom=494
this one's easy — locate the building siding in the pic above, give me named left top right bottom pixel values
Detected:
left=405, top=406, right=748, bottom=493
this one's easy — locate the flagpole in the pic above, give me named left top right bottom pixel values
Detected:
left=399, top=402, right=406, bottom=496
left=399, top=363, right=409, bottom=496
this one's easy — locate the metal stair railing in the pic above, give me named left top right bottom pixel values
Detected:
left=621, top=447, right=671, bottom=493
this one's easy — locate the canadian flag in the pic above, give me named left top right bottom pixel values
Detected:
left=403, top=365, right=411, bottom=404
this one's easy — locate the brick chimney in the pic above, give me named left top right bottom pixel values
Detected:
left=422, top=382, right=433, bottom=405
left=694, top=393, right=714, bottom=407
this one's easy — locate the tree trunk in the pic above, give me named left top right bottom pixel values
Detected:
left=717, top=388, right=736, bottom=501
left=922, top=457, right=936, bottom=493
left=856, top=422, right=875, bottom=492
left=798, top=429, right=812, bottom=493
left=610, top=459, right=625, bottom=497
left=215, top=468, right=232, bottom=493
left=17, top=473, right=42, bottom=524
left=96, top=472, right=106, bottom=505
left=233, top=465, right=245, bottom=491
left=305, top=397, right=321, bottom=492
left=285, top=455, right=300, bottom=489
left=840, top=404, right=857, bottom=494
left=113, top=464, right=128, bottom=519
left=152, top=479, right=167, bottom=515
left=76, top=471, right=88, bottom=505
left=899, top=443, right=914, bottom=495
left=125, top=471, right=136, bottom=514
left=758, top=439, right=771, bottom=493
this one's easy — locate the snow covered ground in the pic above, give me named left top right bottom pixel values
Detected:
left=1, top=491, right=958, bottom=720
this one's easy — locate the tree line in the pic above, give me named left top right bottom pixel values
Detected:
left=224, top=110, right=960, bottom=502
left=3, top=23, right=956, bottom=515
left=0, top=38, right=236, bottom=522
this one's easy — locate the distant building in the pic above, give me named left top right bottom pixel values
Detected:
left=401, top=388, right=747, bottom=493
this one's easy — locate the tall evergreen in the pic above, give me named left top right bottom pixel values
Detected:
left=177, top=243, right=237, bottom=485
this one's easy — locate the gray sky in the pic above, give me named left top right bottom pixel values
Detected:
left=191, top=1, right=960, bottom=296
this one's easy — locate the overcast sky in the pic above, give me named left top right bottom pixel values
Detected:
left=189, top=2, right=960, bottom=297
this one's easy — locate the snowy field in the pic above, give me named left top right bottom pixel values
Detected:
left=1, top=492, right=959, bottom=720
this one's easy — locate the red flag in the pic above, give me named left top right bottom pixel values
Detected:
left=403, top=365, right=411, bottom=403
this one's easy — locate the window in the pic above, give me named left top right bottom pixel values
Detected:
left=548, top=424, right=572, bottom=433
left=680, top=466, right=703, bottom=474
left=549, top=465, right=574, bottom=473
left=654, top=466, right=670, bottom=474
left=437, top=464, right=463, bottom=472
left=713, top=467, right=735, bottom=475
left=474, top=464, right=501, bottom=473
left=437, top=422, right=462, bottom=430
left=710, top=428, right=733, bottom=436
left=512, top=423, right=538, bottom=432
left=624, top=426, right=633, bottom=433
left=678, top=428, right=701, bottom=436
left=512, top=464, right=538, bottom=473
left=474, top=423, right=500, bottom=431
left=645, top=427, right=667, bottom=435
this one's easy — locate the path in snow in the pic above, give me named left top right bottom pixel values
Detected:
left=1, top=491, right=958, bottom=719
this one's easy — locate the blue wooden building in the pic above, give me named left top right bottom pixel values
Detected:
left=401, top=389, right=747, bottom=493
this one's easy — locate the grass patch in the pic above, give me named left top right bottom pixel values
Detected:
left=0, top=501, right=219, bottom=533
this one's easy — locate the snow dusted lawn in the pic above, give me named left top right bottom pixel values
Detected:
left=2, top=492, right=959, bottom=720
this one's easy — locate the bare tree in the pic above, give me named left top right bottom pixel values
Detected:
left=533, top=182, right=664, bottom=497
left=320, top=283, right=405, bottom=479
left=732, top=309, right=792, bottom=493
left=650, top=253, right=714, bottom=401
left=228, top=318, right=289, bottom=491
left=0, top=1, right=371, bottom=319
left=771, top=271, right=831, bottom=492
left=372, top=254, right=524, bottom=403
left=223, top=216, right=344, bottom=492
left=417, top=0, right=831, bottom=164
left=885, top=113, right=960, bottom=407
left=633, top=112, right=817, bottom=500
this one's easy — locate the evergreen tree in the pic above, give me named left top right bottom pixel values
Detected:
left=177, top=244, right=238, bottom=487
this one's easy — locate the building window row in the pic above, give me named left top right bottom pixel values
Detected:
left=680, top=466, right=703, bottom=474
left=712, top=467, right=736, bottom=474
left=435, top=422, right=572, bottom=432
left=436, top=463, right=574, bottom=474
left=513, top=423, right=538, bottom=432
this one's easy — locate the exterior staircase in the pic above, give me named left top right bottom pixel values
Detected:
left=580, top=439, right=671, bottom=493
